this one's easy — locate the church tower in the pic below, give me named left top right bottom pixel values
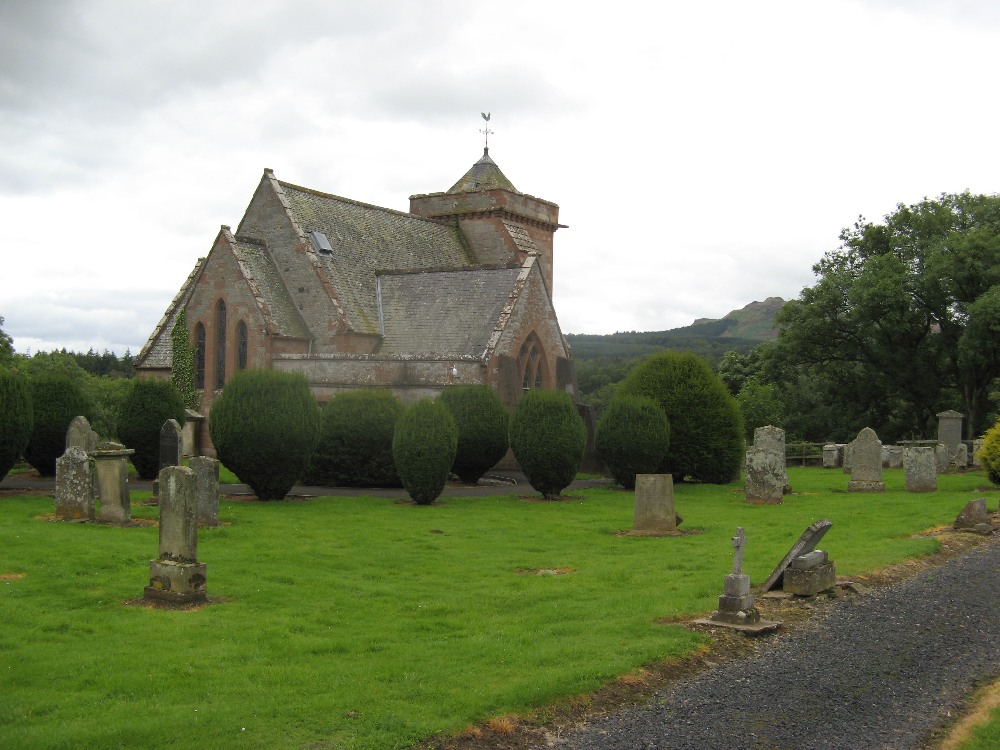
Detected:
left=409, top=148, right=564, bottom=295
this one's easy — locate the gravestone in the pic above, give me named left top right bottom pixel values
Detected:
left=847, top=427, right=885, bottom=492
left=65, top=415, right=98, bottom=453
left=955, top=443, right=969, bottom=469
left=953, top=498, right=991, bottom=535
left=904, top=446, right=937, bottom=492
left=631, top=474, right=677, bottom=535
left=160, top=419, right=182, bottom=471
left=761, top=519, right=833, bottom=592
left=783, top=548, right=836, bottom=596
left=754, top=425, right=790, bottom=492
left=935, top=443, right=950, bottom=473
left=885, top=445, right=904, bottom=469
left=144, top=466, right=207, bottom=604
left=937, top=410, right=964, bottom=461
left=92, top=440, right=134, bottom=524
left=190, top=456, right=220, bottom=527
left=54, top=447, right=95, bottom=520
left=822, top=444, right=840, bottom=469
left=181, top=409, right=203, bottom=457
left=694, top=529, right=781, bottom=633
left=842, top=443, right=853, bottom=474
left=972, top=439, right=984, bottom=468
left=744, top=447, right=785, bottom=504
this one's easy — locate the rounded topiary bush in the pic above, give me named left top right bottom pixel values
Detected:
left=977, top=419, right=1000, bottom=486
left=305, top=389, right=403, bottom=487
left=616, top=351, right=744, bottom=484
left=0, top=370, right=33, bottom=480
left=595, top=394, right=670, bottom=489
left=509, top=389, right=587, bottom=499
left=24, top=374, right=93, bottom=476
left=117, top=378, right=187, bottom=479
left=439, top=385, right=509, bottom=484
left=209, top=369, right=320, bottom=500
left=393, top=398, right=458, bottom=505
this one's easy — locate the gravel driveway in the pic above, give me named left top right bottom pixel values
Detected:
left=538, top=538, right=1000, bottom=750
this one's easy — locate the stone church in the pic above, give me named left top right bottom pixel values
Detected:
left=135, top=147, right=584, bottom=455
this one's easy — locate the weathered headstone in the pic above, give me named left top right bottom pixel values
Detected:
left=953, top=498, right=991, bottom=535
left=631, top=474, right=677, bottom=535
left=753, top=425, right=790, bottom=493
left=181, top=409, right=203, bottom=457
left=822, top=444, right=840, bottom=469
left=904, top=446, right=937, bottom=492
left=744, top=447, right=785, bottom=504
left=54, top=447, right=95, bottom=520
left=92, top=440, right=134, bottom=524
left=761, top=519, right=833, bottom=592
left=65, top=415, right=98, bottom=453
left=144, top=466, right=207, bottom=604
left=842, top=443, right=854, bottom=474
left=886, top=445, right=904, bottom=469
left=190, top=456, right=221, bottom=527
left=847, top=427, right=885, bottom=492
left=937, top=410, right=964, bottom=461
left=159, top=419, right=182, bottom=471
left=935, top=443, right=950, bottom=473
left=955, top=443, right=969, bottom=469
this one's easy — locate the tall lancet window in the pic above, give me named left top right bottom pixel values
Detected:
left=215, top=299, right=227, bottom=389
left=194, top=322, right=206, bottom=389
left=518, top=332, right=547, bottom=391
left=237, top=321, right=248, bottom=370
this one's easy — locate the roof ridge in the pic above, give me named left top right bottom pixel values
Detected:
left=376, top=263, right=519, bottom=277
left=277, top=179, right=454, bottom=226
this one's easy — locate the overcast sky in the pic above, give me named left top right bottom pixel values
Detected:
left=3, top=0, right=1000, bottom=356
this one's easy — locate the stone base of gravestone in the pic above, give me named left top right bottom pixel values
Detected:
left=93, top=442, right=134, bottom=524
left=630, top=474, right=677, bottom=535
left=745, top=447, right=785, bottom=504
left=847, top=479, right=885, bottom=492
left=190, top=456, right=221, bottom=527
left=784, top=560, right=836, bottom=596
left=145, top=560, right=207, bottom=604
left=904, top=447, right=937, bottom=492
left=953, top=498, right=991, bottom=535
left=761, top=519, right=833, bottom=593
left=710, top=573, right=761, bottom=625
left=54, top=447, right=95, bottom=520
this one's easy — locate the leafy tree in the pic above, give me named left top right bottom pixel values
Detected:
left=393, top=398, right=458, bottom=504
left=0, top=315, right=14, bottom=368
left=616, top=351, right=744, bottom=483
left=0, top=369, right=32, bottom=479
left=118, top=379, right=187, bottom=479
left=439, top=385, right=509, bottom=484
left=977, top=417, right=1000, bottom=487
left=775, top=192, right=1000, bottom=439
left=170, top=308, right=200, bottom=411
left=24, top=374, right=93, bottom=476
left=306, top=389, right=403, bottom=487
left=594, top=394, right=669, bottom=489
left=509, top=389, right=587, bottom=499
left=736, top=383, right=786, bottom=441
left=209, top=369, right=320, bottom=500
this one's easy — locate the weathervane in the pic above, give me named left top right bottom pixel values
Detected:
left=480, top=112, right=493, bottom=151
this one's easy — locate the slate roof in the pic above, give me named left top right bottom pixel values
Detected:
left=376, top=267, right=523, bottom=357
left=230, top=235, right=310, bottom=339
left=135, top=257, right=206, bottom=368
left=278, top=182, right=476, bottom=334
left=447, top=148, right=518, bottom=193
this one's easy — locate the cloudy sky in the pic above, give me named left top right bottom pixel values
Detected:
left=3, top=0, right=1000, bottom=356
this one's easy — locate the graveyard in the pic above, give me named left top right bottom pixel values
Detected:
left=1, top=466, right=995, bottom=750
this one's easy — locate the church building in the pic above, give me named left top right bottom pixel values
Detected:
left=135, top=147, right=583, bottom=455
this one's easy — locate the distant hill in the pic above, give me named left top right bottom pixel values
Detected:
left=566, top=297, right=784, bottom=363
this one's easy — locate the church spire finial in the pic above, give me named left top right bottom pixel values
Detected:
left=480, top=112, right=493, bottom=155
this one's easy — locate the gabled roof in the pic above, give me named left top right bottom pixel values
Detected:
left=135, top=257, right=207, bottom=369
left=277, top=181, right=476, bottom=334
left=376, top=266, right=523, bottom=357
left=447, top=148, right=517, bottom=193
left=228, top=232, right=310, bottom=340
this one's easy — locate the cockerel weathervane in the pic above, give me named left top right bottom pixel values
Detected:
left=480, top=112, right=493, bottom=151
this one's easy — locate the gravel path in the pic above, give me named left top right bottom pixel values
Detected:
left=539, top=538, right=1000, bottom=750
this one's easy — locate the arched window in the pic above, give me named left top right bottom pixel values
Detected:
left=215, top=299, right=227, bottom=389
left=194, top=322, right=206, bottom=389
left=518, top=333, right=547, bottom=391
left=237, top=321, right=248, bottom=370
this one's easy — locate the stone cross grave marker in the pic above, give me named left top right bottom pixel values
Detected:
left=847, top=427, right=885, bottom=492
left=760, top=519, right=833, bottom=592
left=731, top=527, right=746, bottom=574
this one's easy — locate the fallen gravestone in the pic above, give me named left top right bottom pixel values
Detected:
left=761, top=519, right=833, bottom=592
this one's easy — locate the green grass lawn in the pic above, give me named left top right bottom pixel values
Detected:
left=0, top=467, right=994, bottom=749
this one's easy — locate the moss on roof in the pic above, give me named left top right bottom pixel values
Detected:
left=447, top=148, right=518, bottom=194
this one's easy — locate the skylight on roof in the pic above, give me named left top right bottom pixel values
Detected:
left=308, top=231, right=333, bottom=254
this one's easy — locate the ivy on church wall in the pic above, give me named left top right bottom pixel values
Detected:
left=171, top=308, right=201, bottom=411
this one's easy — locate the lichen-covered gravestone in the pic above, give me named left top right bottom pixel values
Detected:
left=822, top=444, right=840, bottom=469
left=65, top=415, right=98, bottom=453
left=937, top=410, right=964, bottom=463
left=190, top=456, right=220, bottom=527
left=631, top=474, right=677, bottom=535
left=54, top=446, right=95, bottom=520
left=847, top=427, right=885, bottom=492
left=904, top=446, right=937, bottom=492
left=144, top=466, right=207, bottom=604
left=744, top=447, right=785, bottom=504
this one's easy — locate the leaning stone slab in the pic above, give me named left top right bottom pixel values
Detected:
left=760, top=519, right=833, bottom=592
left=904, top=446, right=937, bottom=492
left=54, top=447, right=95, bottom=520
left=953, top=498, right=991, bottom=535
left=630, top=474, right=677, bottom=535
